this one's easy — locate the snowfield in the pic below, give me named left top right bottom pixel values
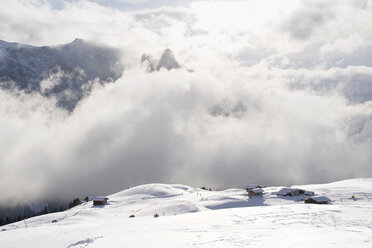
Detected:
left=1, top=178, right=372, bottom=247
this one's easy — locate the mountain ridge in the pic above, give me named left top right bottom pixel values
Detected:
left=0, top=39, right=124, bottom=111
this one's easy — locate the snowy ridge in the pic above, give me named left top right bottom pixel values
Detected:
left=1, top=178, right=372, bottom=247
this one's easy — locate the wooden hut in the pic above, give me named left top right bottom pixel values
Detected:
left=246, top=184, right=265, bottom=192
left=304, top=191, right=314, bottom=196
left=248, top=188, right=263, bottom=198
left=277, top=188, right=314, bottom=197
left=92, top=196, right=109, bottom=206
left=304, top=196, right=330, bottom=204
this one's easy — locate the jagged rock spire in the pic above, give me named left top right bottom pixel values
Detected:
left=157, top=49, right=180, bottom=71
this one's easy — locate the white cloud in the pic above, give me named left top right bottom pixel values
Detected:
left=0, top=0, right=371, bottom=205
left=113, top=0, right=149, bottom=3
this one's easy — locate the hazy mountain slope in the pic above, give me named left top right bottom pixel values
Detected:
left=1, top=178, right=371, bottom=247
left=141, top=49, right=180, bottom=72
left=0, top=39, right=123, bottom=111
left=156, top=49, right=180, bottom=70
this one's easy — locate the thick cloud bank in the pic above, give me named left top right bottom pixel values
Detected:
left=0, top=0, right=371, bottom=205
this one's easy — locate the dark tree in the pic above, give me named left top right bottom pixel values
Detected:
left=73, top=198, right=81, bottom=206
left=68, top=198, right=82, bottom=209
left=5, top=216, right=11, bottom=224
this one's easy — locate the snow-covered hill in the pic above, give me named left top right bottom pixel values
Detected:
left=1, top=178, right=372, bottom=247
left=0, top=39, right=123, bottom=111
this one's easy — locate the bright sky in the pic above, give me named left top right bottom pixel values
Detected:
left=191, top=0, right=284, bottom=33
left=47, top=0, right=288, bottom=34
left=48, top=0, right=191, bottom=10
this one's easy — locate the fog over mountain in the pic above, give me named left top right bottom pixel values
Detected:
left=141, top=49, right=181, bottom=72
left=0, top=39, right=123, bottom=111
left=0, top=0, right=371, bottom=206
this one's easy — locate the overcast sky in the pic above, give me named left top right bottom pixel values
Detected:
left=0, top=0, right=371, bottom=206
left=46, top=0, right=191, bottom=10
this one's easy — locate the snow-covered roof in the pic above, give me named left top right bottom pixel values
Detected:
left=246, top=184, right=266, bottom=189
left=308, top=196, right=330, bottom=202
left=92, top=196, right=108, bottom=201
left=277, top=188, right=293, bottom=195
left=304, top=191, right=314, bottom=195
left=277, top=188, right=308, bottom=195
left=252, top=188, right=263, bottom=193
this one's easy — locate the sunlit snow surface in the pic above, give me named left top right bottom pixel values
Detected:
left=1, top=178, right=372, bottom=247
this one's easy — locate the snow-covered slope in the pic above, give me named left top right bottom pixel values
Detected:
left=1, top=179, right=372, bottom=247
left=0, top=39, right=123, bottom=111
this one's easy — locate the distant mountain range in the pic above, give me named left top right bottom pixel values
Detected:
left=0, top=39, right=186, bottom=111
left=0, top=39, right=123, bottom=111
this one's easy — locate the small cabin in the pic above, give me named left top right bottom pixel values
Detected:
left=277, top=187, right=313, bottom=197
left=246, top=184, right=265, bottom=192
left=304, top=191, right=314, bottom=196
left=304, top=196, right=330, bottom=204
left=277, top=188, right=297, bottom=196
left=248, top=188, right=263, bottom=198
left=92, top=196, right=109, bottom=206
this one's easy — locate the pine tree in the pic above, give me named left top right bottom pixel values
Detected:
left=68, top=197, right=82, bottom=209
left=73, top=198, right=81, bottom=206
